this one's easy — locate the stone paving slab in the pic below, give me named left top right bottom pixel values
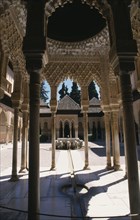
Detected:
left=0, top=143, right=140, bottom=220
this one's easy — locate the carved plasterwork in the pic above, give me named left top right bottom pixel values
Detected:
left=43, top=26, right=110, bottom=91
left=47, top=27, right=110, bottom=62
left=0, top=0, right=27, bottom=79
left=43, top=62, right=101, bottom=87
left=0, top=0, right=124, bottom=109
left=130, top=0, right=140, bottom=43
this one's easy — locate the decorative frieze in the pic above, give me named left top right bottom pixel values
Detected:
left=47, top=27, right=110, bottom=61
left=43, top=62, right=101, bottom=87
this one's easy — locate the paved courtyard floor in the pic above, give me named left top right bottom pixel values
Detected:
left=0, top=142, right=140, bottom=220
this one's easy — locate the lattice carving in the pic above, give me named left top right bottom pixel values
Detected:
left=130, top=0, right=140, bottom=45
left=0, top=1, right=27, bottom=81
left=0, top=0, right=26, bottom=35
left=0, top=10, right=22, bottom=54
left=43, top=62, right=101, bottom=87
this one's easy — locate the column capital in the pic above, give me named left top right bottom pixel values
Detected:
left=23, top=0, right=46, bottom=72
left=50, top=100, right=57, bottom=113
left=101, top=105, right=111, bottom=113
left=81, top=100, right=89, bottom=112
left=11, top=91, right=23, bottom=108
left=110, top=50, right=137, bottom=75
left=110, top=103, right=120, bottom=112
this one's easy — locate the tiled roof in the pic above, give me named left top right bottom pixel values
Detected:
left=88, top=97, right=102, bottom=113
left=89, top=97, right=100, bottom=106
left=58, top=95, right=81, bottom=110
left=40, top=96, right=102, bottom=114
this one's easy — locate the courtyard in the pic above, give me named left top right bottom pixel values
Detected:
left=0, top=141, right=140, bottom=220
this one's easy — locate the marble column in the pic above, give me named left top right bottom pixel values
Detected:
left=104, top=112, right=112, bottom=169
left=120, top=71, right=140, bottom=214
left=75, top=125, right=78, bottom=138
left=19, top=111, right=28, bottom=173
left=51, top=112, right=56, bottom=170
left=110, top=113, right=115, bottom=166
left=62, top=122, right=64, bottom=138
left=6, top=124, right=10, bottom=145
left=28, top=71, right=40, bottom=220
left=83, top=111, right=89, bottom=169
left=81, top=86, right=89, bottom=169
left=112, top=110, right=120, bottom=171
left=123, top=116, right=128, bottom=178
left=138, top=124, right=140, bottom=146
left=10, top=107, right=19, bottom=181
left=50, top=86, right=57, bottom=170
left=70, top=124, right=72, bottom=138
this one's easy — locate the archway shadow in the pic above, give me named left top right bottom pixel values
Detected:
left=0, top=167, right=129, bottom=220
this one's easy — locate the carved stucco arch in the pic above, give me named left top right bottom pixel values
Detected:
left=43, top=62, right=102, bottom=88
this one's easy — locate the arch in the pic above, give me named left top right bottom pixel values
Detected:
left=78, top=121, right=84, bottom=140
left=64, top=120, right=70, bottom=138
left=59, top=120, right=63, bottom=138
left=92, top=121, right=97, bottom=141
left=44, top=62, right=102, bottom=88
left=71, top=120, right=75, bottom=138
left=97, top=120, right=101, bottom=139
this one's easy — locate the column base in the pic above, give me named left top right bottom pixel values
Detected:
left=114, top=164, right=122, bottom=171
left=9, top=175, right=19, bottom=182
left=106, top=165, right=113, bottom=170
left=83, top=165, right=90, bottom=170
left=19, top=168, right=28, bottom=173
left=124, top=173, right=128, bottom=179
left=50, top=166, right=56, bottom=171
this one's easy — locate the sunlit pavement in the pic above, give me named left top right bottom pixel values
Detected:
left=0, top=142, right=140, bottom=220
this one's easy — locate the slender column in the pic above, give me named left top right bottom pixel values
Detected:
left=6, top=124, right=10, bottom=145
left=50, top=86, right=57, bottom=170
left=110, top=113, right=115, bottom=166
left=28, top=71, right=40, bottom=220
left=104, top=112, right=112, bottom=169
left=25, top=123, right=29, bottom=170
left=138, top=124, right=140, bottom=146
left=122, top=116, right=128, bottom=178
left=112, top=110, right=120, bottom=171
left=19, top=111, right=28, bottom=173
left=81, top=86, right=89, bottom=169
left=62, top=122, right=64, bottom=138
left=10, top=107, right=19, bottom=181
left=19, top=121, right=22, bottom=142
left=120, top=71, right=140, bottom=214
left=75, top=125, right=78, bottom=138
left=70, top=124, right=72, bottom=138
left=83, top=111, right=89, bottom=169
left=51, top=112, right=56, bottom=170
